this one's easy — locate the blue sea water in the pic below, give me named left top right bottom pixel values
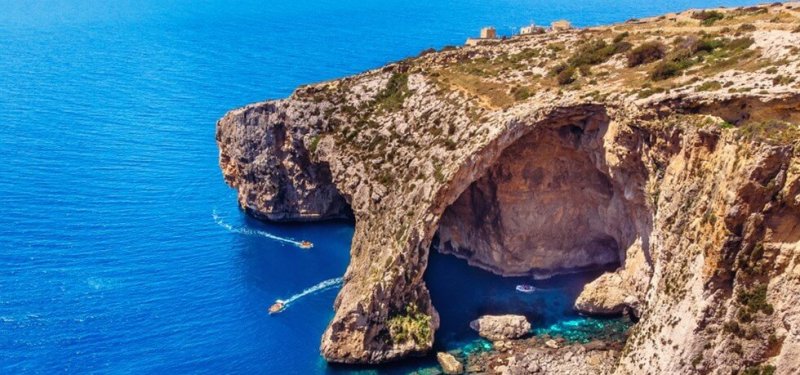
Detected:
left=0, top=0, right=760, bottom=373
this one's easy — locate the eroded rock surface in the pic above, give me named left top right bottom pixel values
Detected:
left=218, top=3, right=800, bottom=373
left=437, top=352, right=464, bottom=374
left=470, top=315, right=532, bottom=341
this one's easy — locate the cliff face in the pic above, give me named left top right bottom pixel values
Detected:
left=217, top=101, right=352, bottom=222
left=217, top=3, right=800, bottom=373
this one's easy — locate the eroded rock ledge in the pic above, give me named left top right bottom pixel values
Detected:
left=218, top=3, right=800, bottom=374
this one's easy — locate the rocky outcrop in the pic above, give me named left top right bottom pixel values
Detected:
left=470, top=315, right=532, bottom=341
left=218, top=3, right=800, bottom=373
left=437, top=352, right=464, bottom=374
left=216, top=101, right=352, bottom=222
left=574, top=273, right=636, bottom=315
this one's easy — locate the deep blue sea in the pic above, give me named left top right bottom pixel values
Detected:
left=1, top=0, right=759, bottom=373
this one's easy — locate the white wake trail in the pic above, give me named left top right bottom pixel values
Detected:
left=281, top=277, right=343, bottom=306
left=212, top=210, right=302, bottom=247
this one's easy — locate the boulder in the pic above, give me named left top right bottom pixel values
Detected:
left=436, top=352, right=463, bottom=374
left=469, top=315, right=531, bottom=341
left=545, top=339, right=559, bottom=349
left=582, top=340, right=608, bottom=351
left=574, top=273, right=629, bottom=315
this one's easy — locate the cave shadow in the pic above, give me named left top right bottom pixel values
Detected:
left=424, top=107, right=648, bottom=356
left=435, top=109, right=653, bottom=279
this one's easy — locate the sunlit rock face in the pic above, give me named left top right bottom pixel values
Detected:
left=437, top=116, right=638, bottom=278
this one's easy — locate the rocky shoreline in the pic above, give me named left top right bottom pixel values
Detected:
left=424, top=333, right=627, bottom=375
left=466, top=337, right=624, bottom=375
left=422, top=313, right=632, bottom=375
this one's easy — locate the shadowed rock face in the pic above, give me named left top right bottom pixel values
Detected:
left=438, top=114, right=639, bottom=278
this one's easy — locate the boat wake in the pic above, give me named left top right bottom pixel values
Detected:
left=212, top=210, right=303, bottom=247
left=282, top=277, right=343, bottom=307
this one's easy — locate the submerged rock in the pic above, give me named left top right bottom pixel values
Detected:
left=436, top=352, right=463, bottom=374
left=469, top=315, right=531, bottom=341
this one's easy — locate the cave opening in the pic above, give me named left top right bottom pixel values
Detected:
left=424, top=111, right=640, bottom=352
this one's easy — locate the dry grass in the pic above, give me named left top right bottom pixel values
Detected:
left=435, top=69, right=515, bottom=109
left=736, top=119, right=800, bottom=145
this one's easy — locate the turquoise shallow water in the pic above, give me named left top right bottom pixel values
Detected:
left=1, top=0, right=757, bottom=373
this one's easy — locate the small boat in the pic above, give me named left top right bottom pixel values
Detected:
left=298, top=241, right=313, bottom=249
left=268, top=300, right=286, bottom=315
left=516, top=284, right=536, bottom=293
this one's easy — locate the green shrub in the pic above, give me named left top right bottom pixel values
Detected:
left=557, top=67, right=576, bottom=85
left=723, top=321, right=743, bottom=336
left=627, top=41, right=667, bottom=67
left=693, top=37, right=725, bottom=53
left=613, top=32, right=630, bottom=43
left=650, top=61, right=681, bottom=80
left=737, top=284, right=774, bottom=316
left=637, top=86, right=665, bottom=98
left=387, top=303, right=432, bottom=345
left=696, top=80, right=722, bottom=91
left=727, top=37, right=755, bottom=50
left=773, top=75, right=795, bottom=85
left=511, top=86, right=531, bottom=100
left=646, top=35, right=750, bottom=81
left=692, top=10, right=725, bottom=26
left=433, top=165, right=445, bottom=182
left=375, top=72, right=410, bottom=111
left=308, top=135, right=320, bottom=153
left=569, top=39, right=617, bottom=66
left=738, top=23, right=757, bottom=32
left=562, top=38, right=632, bottom=70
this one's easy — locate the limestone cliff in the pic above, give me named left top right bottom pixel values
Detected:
left=217, top=3, right=800, bottom=373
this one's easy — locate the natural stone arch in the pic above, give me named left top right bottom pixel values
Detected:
left=320, top=104, right=653, bottom=363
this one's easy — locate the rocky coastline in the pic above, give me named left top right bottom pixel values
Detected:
left=218, top=3, right=800, bottom=373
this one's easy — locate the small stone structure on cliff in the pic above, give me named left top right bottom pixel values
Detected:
left=550, top=19, right=572, bottom=31
left=520, top=23, right=545, bottom=35
left=466, top=26, right=499, bottom=46
left=218, top=3, right=800, bottom=374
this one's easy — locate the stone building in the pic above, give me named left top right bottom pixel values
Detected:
left=520, top=24, right=545, bottom=35
left=466, top=26, right=500, bottom=46
left=480, top=27, right=497, bottom=39
left=551, top=20, right=572, bottom=31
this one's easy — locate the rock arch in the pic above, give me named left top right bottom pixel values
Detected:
left=319, top=104, right=653, bottom=363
